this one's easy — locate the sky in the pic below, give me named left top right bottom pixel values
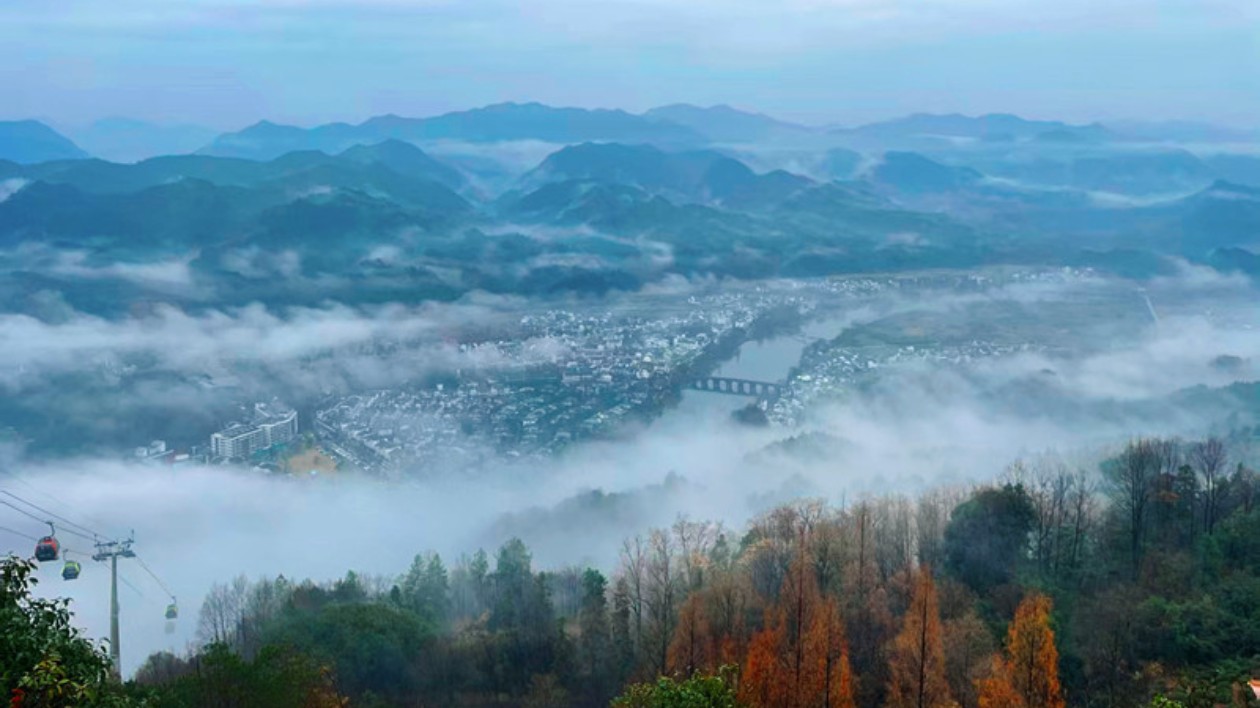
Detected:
left=2, top=0, right=1259, bottom=133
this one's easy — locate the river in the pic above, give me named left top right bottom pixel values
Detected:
left=656, top=312, right=859, bottom=422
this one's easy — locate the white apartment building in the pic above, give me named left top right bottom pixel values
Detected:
left=210, top=407, right=298, bottom=460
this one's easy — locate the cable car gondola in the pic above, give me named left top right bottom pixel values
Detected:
left=62, top=559, right=81, bottom=580
left=165, top=601, right=179, bottom=620
left=34, top=523, right=59, bottom=562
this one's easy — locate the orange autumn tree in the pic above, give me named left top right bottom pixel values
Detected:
left=780, top=548, right=825, bottom=706
left=806, top=595, right=856, bottom=708
left=739, top=546, right=857, bottom=708
left=741, top=611, right=788, bottom=707
left=976, top=656, right=1024, bottom=708
left=1003, top=593, right=1065, bottom=708
left=886, top=569, right=956, bottom=708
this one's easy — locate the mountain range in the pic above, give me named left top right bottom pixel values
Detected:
left=835, top=112, right=1115, bottom=144
left=198, top=103, right=707, bottom=161
left=0, top=104, right=1257, bottom=312
left=5, top=104, right=1258, bottom=166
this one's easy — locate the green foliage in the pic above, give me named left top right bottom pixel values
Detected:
left=142, top=538, right=577, bottom=706
left=0, top=554, right=130, bottom=706
left=144, top=643, right=346, bottom=708
left=943, top=483, right=1037, bottom=593
left=488, top=538, right=554, bottom=637
left=397, top=553, right=449, bottom=627
left=612, top=667, right=745, bottom=708
left=1204, top=508, right=1260, bottom=576
left=264, top=601, right=431, bottom=699
left=1145, top=656, right=1260, bottom=708
left=1133, top=575, right=1260, bottom=665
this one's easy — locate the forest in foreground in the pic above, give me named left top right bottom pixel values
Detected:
left=5, top=433, right=1260, bottom=708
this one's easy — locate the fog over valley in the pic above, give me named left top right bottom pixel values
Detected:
left=4, top=267, right=1258, bottom=676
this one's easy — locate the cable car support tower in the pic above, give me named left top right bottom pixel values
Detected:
left=3, top=487, right=177, bottom=680
left=93, top=535, right=136, bottom=679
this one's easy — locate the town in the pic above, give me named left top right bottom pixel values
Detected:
left=151, top=269, right=1117, bottom=477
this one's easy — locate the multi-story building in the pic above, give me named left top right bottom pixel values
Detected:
left=210, top=403, right=298, bottom=460
left=134, top=439, right=176, bottom=463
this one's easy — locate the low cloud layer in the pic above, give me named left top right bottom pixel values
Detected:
left=0, top=298, right=559, bottom=394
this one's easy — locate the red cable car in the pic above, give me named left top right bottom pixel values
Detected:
left=35, top=535, right=60, bottom=562
left=34, top=522, right=59, bottom=562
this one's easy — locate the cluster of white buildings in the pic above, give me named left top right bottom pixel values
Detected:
left=209, top=402, right=299, bottom=460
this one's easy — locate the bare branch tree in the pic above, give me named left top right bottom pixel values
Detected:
left=1190, top=437, right=1229, bottom=535
left=1108, top=439, right=1161, bottom=578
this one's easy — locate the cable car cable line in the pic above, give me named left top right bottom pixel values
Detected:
left=0, top=497, right=99, bottom=546
left=135, top=553, right=180, bottom=619
left=52, top=526, right=98, bottom=543
left=120, top=573, right=146, bottom=598
left=0, top=502, right=99, bottom=544
left=0, top=489, right=101, bottom=536
left=134, top=554, right=176, bottom=600
left=0, top=490, right=106, bottom=540
left=6, top=476, right=120, bottom=538
left=0, top=523, right=39, bottom=542
left=0, top=498, right=50, bottom=526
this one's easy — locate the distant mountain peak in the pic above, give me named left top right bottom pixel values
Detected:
left=867, top=151, right=983, bottom=193
left=644, top=103, right=811, bottom=142
left=337, top=139, right=466, bottom=189
left=519, top=140, right=811, bottom=211
left=1204, top=179, right=1260, bottom=198
left=340, top=138, right=424, bottom=155
left=0, top=119, right=90, bottom=164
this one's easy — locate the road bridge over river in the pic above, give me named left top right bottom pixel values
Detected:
left=688, top=376, right=785, bottom=398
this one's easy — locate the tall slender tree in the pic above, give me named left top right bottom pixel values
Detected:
left=667, top=592, right=711, bottom=677
left=807, top=594, right=856, bottom=708
left=611, top=575, right=636, bottom=682
left=1191, top=437, right=1229, bottom=535
left=1106, top=439, right=1164, bottom=578
left=1003, top=593, right=1064, bottom=708
left=943, top=611, right=996, bottom=708
left=740, top=612, right=787, bottom=708
left=780, top=547, right=824, bottom=706
left=886, top=570, right=955, bottom=708
left=578, top=568, right=614, bottom=701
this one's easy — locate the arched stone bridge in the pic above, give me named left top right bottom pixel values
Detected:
left=689, top=377, right=785, bottom=398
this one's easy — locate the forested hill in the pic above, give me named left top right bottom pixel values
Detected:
left=9, top=433, right=1259, bottom=706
